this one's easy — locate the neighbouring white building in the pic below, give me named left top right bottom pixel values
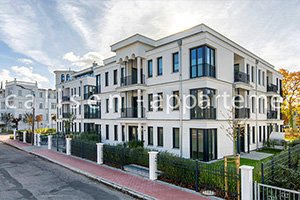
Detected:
left=0, top=79, right=57, bottom=130
left=55, top=24, right=283, bottom=161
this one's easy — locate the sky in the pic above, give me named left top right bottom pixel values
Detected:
left=0, top=0, right=300, bottom=89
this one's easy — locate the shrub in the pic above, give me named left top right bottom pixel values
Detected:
left=73, top=133, right=100, bottom=142
left=124, top=140, right=144, bottom=148
left=35, top=128, right=56, bottom=135
left=289, top=139, right=300, bottom=147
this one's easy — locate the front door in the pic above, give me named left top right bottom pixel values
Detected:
left=129, top=126, right=138, bottom=141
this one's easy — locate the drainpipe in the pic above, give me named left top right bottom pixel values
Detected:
left=178, top=39, right=183, bottom=157
left=255, top=59, right=259, bottom=150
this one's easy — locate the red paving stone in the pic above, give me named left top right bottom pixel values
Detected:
left=2, top=139, right=208, bottom=200
left=3, top=139, right=31, bottom=148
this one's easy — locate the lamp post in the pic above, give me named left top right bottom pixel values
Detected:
left=16, top=85, right=35, bottom=145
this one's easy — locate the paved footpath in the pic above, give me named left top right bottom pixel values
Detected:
left=1, top=137, right=210, bottom=200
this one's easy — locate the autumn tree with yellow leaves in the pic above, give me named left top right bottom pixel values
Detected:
left=279, top=69, right=300, bottom=127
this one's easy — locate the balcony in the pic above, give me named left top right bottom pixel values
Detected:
left=84, top=112, right=101, bottom=119
left=235, top=108, right=250, bottom=119
left=191, top=106, right=216, bottom=119
left=121, top=107, right=145, bottom=118
left=267, top=84, right=278, bottom=93
left=62, top=112, right=71, bottom=118
left=120, top=75, right=145, bottom=87
left=234, top=71, right=250, bottom=84
left=62, top=96, right=70, bottom=102
left=267, top=110, right=278, bottom=119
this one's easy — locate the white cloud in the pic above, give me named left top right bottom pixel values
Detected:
left=0, top=69, right=13, bottom=87
left=11, top=66, right=49, bottom=84
left=63, top=51, right=103, bottom=68
left=18, top=58, right=33, bottom=65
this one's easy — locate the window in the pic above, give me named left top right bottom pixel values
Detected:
left=157, top=93, right=163, bottom=111
left=259, top=126, right=262, bottom=142
left=39, top=103, right=43, bottom=109
left=105, top=72, right=109, bottom=86
left=71, top=88, right=73, bottom=96
left=157, top=57, right=163, bottom=76
left=190, top=128, right=217, bottom=161
left=251, top=97, right=255, bottom=113
left=252, top=126, right=255, bottom=143
left=114, top=125, right=118, bottom=141
left=18, top=90, right=22, bottom=96
left=79, top=105, right=81, bottom=115
left=190, top=45, right=215, bottom=78
left=246, top=64, right=250, bottom=75
left=78, top=87, right=81, bottom=96
left=106, top=99, right=109, bottom=113
left=114, top=98, right=118, bottom=113
left=251, top=66, right=255, bottom=82
left=157, top=127, right=163, bottom=147
left=66, top=74, right=71, bottom=81
left=263, top=126, right=266, bottom=142
left=262, top=98, right=265, bottom=114
left=96, top=74, right=101, bottom=93
left=148, top=126, right=153, bottom=145
left=148, top=60, right=153, bottom=77
left=258, top=69, right=261, bottom=85
left=122, top=125, right=125, bottom=141
left=190, top=88, right=216, bottom=119
left=18, top=102, right=22, bottom=109
left=172, top=91, right=179, bottom=110
left=39, top=92, right=43, bottom=98
left=173, top=128, right=179, bottom=149
left=106, top=125, right=109, bottom=140
left=113, top=69, right=118, bottom=85
left=51, top=103, right=56, bottom=109
left=172, top=52, right=179, bottom=72
left=61, top=74, right=65, bottom=82
left=148, top=94, right=153, bottom=111
left=262, top=71, right=265, bottom=86
left=258, top=98, right=262, bottom=113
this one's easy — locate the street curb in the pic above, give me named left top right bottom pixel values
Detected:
left=2, top=141, right=156, bottom=200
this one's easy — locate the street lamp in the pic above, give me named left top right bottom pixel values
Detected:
left=16, top=85, right=35, bottom=145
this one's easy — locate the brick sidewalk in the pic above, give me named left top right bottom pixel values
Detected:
left=1, top=138, right=209, bottom=200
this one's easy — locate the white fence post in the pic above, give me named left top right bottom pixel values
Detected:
left=23, top=131, right=26, bottom=143
left=96, top=143, right=104, bottom=164
left=148, top=151, right=158, bottom=180
left=66, top=138, right=72, bottom=155
left=240, top=165, right=254, bottom=200
left=34, top=133, right=37, bottom=145
left=13, top=129, right=17, bottom=140
left=48, top=135, right=52, bottom=150
left=37, top=134, right=41, bottom=147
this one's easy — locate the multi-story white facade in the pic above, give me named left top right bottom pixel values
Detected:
left=0, top=79, right=57, bottom=130
left=55, top=24, right=283, bottom=161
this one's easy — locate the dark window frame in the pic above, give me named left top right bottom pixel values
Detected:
left=105, top=72, right=109, bottom=86
left=148, top=60, right=153, bottom=78
left=106, top=125, right=109, bottom=140
left=190, top=45, right=215, bottom=78
left=114, top=125, right=118, bottom=141
left=157, top=127, right=163, bottom=147
left=148, top=126, right=153, bottom=145
left=173, top=128, right=180, bottom=149
left=113, top=69, right=118, bottom=85
left=157, top=57, right=163, bottom=76
left=172, top=52, right=179, bottom=73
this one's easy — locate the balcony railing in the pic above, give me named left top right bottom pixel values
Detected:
left=62, top=96, right=70, bottom=102
left=234, top=71, right=250, bottom=84
left=267, top=84, right=278, bottom=93
left=267, top=110, right=278, bottom=119
left=121, top=107, right=145, bottom=118
left=120, top=75, right=145, bottom=87
left=190, top=106, right=216, bottom=119
left=62, top=112, right=71, bottom=118
left=235, top=108, right=250, bottom=119
left=84, top=112, right=101, bottom=119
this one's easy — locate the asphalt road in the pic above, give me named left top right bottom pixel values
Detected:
left=0, top=142, right=134, bottom=200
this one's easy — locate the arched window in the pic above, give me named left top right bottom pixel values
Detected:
left=61, top=74, right=65, bottom=82
left=66, top=74, right=70, bottom=81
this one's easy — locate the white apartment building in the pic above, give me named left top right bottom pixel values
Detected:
left=0, top=79, right=57, bottom=130
left=55, top=24, right=283, bottom=162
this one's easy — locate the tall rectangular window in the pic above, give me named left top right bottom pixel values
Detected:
left=106, top=125, right=109, bottom=140
left=262, top=71, right=265, bottom=86
left=96, top=74, right=101, bottom=93
left=173, top=128, right=179, bottom=149
left=148, top=126, right=153, bottom=145
left=258, top=69, right=261, bottom=85
left=252, top=97, right=255, bottom=113
left=251, top=66, right=255, bottom=82
left=263, top=126, right=266, bottom=142
left=157, top=127, right=163, bottom=147
left=106, top=99, right=109, bottom=113
left=78, top=87, right=81, bottom=96
left=190, top=46, right=215, bottom=78
left=122, top=125, right=125, bottom=141
left=148, top=94, right=153, bottom=111
left=252, top=126, right=255, bottom=144
left=173, top=91, right=179, bottom=110
left=114, top=125, right=118, bottom=141
left=121, top=68, right=125, bottom=84
left=157, top=92, right=163, bottom=111
left=157, top=57, right=163, bottom=76
left=259, top=126, right=262, bottom=142
left=114, top=98, right=118, bottom=113
left=113, top=69, right=118, bottom=85
left=105, top=72, right=109, bottom=86
left=148, top=60, right=153, bottom=78
left=172, top=52, right=179, bottom=72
